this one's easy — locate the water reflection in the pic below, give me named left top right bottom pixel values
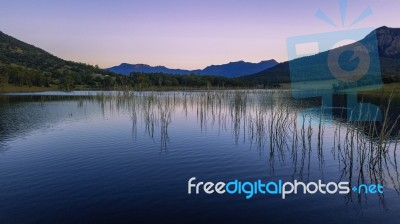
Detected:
left=1, top=90, right=400, bottom=207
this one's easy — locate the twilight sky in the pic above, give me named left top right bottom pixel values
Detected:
left=0, top=0, right=398, bottom=69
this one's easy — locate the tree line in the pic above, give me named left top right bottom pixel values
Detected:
left=0, top=65, right=250, bottom=91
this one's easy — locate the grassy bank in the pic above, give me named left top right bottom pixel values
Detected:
left=1, top=82, right=398, bottom=93
left=359, top=83, right=400, bottom=94
left=0, top=84, right=59, bottom=93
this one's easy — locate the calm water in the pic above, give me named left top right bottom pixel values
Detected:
left=0, top=90, right=400, bottom=224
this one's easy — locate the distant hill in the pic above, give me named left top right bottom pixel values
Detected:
left=242, top=26, right=400, bottom=86
left=193, top=60, right=277, bottom=77
left=107, top=63, right=191, bottom=75
left=107, top=60, right=278, bottom=77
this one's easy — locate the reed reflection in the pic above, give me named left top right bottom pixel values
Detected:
left=1, top=90, right=400, bottom=206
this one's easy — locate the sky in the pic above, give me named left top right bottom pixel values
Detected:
left=0, top=0, right=399, bottom=69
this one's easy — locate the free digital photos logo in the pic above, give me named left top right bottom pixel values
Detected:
left=188, top=177, right=384, bottom=200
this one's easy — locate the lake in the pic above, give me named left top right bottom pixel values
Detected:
left=0, top=90, right=400, bottom=224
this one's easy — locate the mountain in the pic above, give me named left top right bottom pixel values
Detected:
left=374, top=26, right=400, bottom=81
left=0, top=31, right=110, bottom=76
left=193, top=60, right=278, bottom=77
left=0, top=31, right=112, bottom=88
left=243, top=26, right=400, bottom=85
left=107, top=60, right=278, bottom=77
left=107, top=63, right=191, bottom=75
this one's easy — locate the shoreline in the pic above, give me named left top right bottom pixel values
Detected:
left=2, top=83, right=400, bottom=94
left=0, top=84, right=272, bottom=93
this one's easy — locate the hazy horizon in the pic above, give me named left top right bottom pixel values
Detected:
left=1, top=0, right=399, bottom=70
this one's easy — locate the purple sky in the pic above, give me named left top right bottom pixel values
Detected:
left=1, top=0, right=399, bottom=69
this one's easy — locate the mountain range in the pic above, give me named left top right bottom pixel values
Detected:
left=1, top=26, right=400, bottom=89
left=107, top=60, right=278, bottom=77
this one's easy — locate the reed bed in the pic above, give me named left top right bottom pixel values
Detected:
left=11, top=89, right=400, bottom=198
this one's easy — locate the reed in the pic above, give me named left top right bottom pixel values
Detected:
left=17, top=90, right=400, bottom=193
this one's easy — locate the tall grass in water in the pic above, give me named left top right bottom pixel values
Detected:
left=29, top=90, right=400, bottom=200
